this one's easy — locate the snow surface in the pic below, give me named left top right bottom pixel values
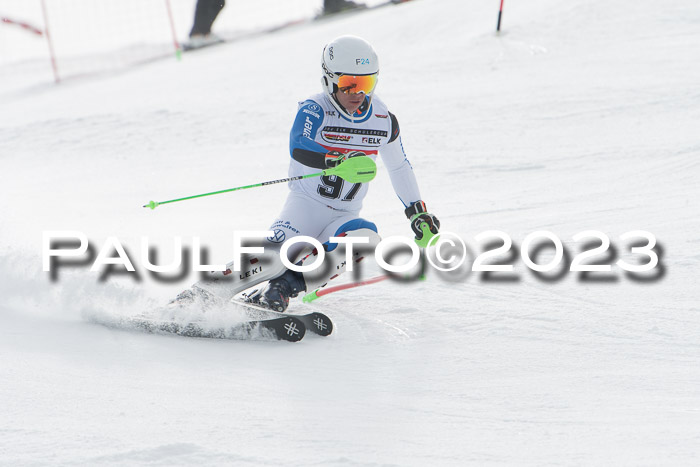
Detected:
left=2, top=0, right=700, bottom=464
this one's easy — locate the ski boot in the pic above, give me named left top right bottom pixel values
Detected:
left=245, top=269, right=306, bottom=313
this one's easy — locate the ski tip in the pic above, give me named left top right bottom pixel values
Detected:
left=266, top=316, right=306, bottom=342
left=307, top=312, right=333, bottom=336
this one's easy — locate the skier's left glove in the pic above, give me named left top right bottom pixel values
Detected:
left=405, top=200, right=440, bottom=247
left=325, top=150, right=366, bottom=168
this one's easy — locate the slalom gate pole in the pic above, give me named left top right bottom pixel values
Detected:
left=143, top=155, right=377, bottom=209
left=163, top=0, right=182, bottom=60
left=39, top=0, right=60, bottom=83
left=1, top=17, right=44, bottom=36
left=496, top=0, right=504, bottom=32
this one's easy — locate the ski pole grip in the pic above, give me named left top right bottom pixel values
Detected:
left=414, top=222, right=438, bottom=248
left=325, top=156, right=377, bottom=183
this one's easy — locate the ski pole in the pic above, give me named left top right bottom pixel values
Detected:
left=143, top=155, right=377, bottom=210
left=302, top=267, right=430, bottom=303
left=143, top=172, right=319, bottom=210
left=303, top=275, right=388, bottom=303
left=302, top=249, right=431, bottom=303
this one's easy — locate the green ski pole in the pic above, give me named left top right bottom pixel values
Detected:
left=143, top=155, right=377, bottom=210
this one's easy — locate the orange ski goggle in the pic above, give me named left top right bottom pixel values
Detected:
left=337, top=73, right=378, bottom=95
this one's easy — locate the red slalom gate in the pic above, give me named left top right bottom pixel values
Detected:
left=497, top=0, right=505, bottom=32
left=1, top=17, right=44, bottom=36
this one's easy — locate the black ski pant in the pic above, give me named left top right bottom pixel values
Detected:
left=190, top=0, right=225, bottom=37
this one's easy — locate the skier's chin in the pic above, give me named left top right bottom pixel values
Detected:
left=346, top=102, right=363, bottom=113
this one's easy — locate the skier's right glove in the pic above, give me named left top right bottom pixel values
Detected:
left=405, top=200, right=440, bottom=248
left=325, top=150, right=366, bottom=168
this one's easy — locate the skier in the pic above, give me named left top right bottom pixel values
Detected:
left=173, top=35, right=439, bottom=312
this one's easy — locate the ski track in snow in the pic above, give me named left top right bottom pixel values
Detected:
left=2, top=0, right=700, bottom=465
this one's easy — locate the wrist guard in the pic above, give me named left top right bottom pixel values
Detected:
left=404, top=200, right=428, bottom=219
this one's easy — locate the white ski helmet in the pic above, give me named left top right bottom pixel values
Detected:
left=321, top=35, right=379, bottom=121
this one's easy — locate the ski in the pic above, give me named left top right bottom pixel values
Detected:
left=181, top=37, right=225, bottom=52
left=233, top=298, right=334, bottom=337
left=126, top=315, right=306, bottom=342
left=274, top=311, right=333, bottom=337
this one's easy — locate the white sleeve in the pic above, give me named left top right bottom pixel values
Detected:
left=380, top=134, right=422, bottom=208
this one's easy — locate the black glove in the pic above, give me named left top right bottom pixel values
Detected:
left=405, top=200, right=440, bottom=246
left=324, top=150, right=367, bottom=168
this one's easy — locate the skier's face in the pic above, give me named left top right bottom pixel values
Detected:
left=335, top=90, right=365, bottom=115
